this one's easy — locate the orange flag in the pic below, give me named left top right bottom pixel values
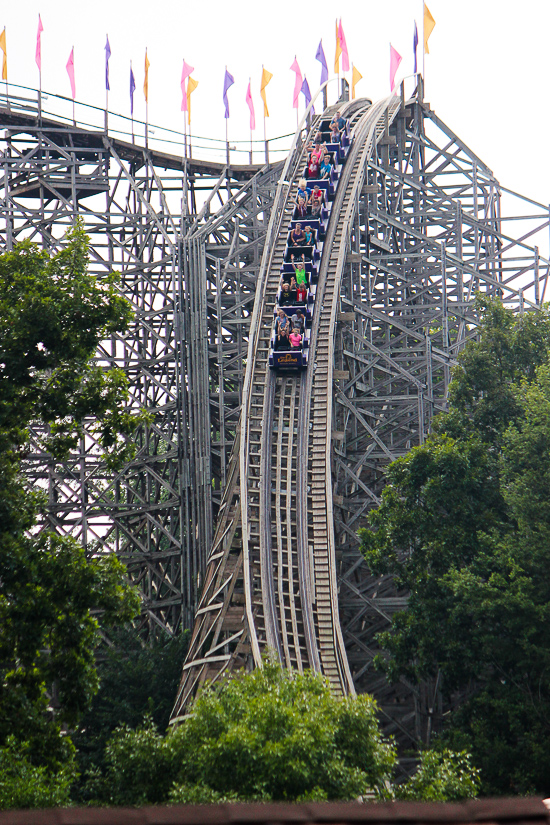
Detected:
left=187, top=76, right=198, bottom=123
left=334, top=19, right=341, bottom=73
left=260, top=67, right=273, bottom=117
left=351, top=65, right=362, bottom=100
left=424, top=3, right=436, bottom=53
left=143, top=49, right=150, bottom=102
left=0, top=28, right=7, bottom=81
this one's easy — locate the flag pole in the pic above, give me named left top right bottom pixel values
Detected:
left=104, top=35, right=109, bottom=132
left=422, top=0, right=426, bottom=85
left=336, top=19, right=340, bottom=102
left=72, top=49, right=75, bottom=126
left=262, top=65, right=268, bottom=164
left=249, top=76, right=253, bottom=164
left=145, top=48, right=149, bottom=148
left=225, top=65, right=230, bottom=167
left=226, top=117, right=229, bottom=166
left=3, top=28, right=8, bottom=109
left=131, top=60, right=135, bottom=143
left=184, top=109, right=188, bottom=158
left=36, top=17, right=42, bottom=120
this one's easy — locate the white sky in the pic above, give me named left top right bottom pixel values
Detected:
left=2, top=0, right=549, bottom=205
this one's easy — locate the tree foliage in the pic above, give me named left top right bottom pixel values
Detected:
left=97, top=660, right=477, bottom=806
left=395, top=750, right=480, bottom=802
left=72, top=627, right=188, bottom=802
left=0, top=224, right=142, bottom=777
left=0, top=737, right=75, bottom=810
left=360, top=297, right=550, bottom=794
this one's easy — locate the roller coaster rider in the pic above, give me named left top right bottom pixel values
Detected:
left=289, top=223, right=306, bottom=246
left=296, top=179, right=312, bottom=210
left=290, top=253, right=308, bottom=289
left=291, top=308, right=306, bottom=333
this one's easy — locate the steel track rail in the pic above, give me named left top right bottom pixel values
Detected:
left=257, top=100, right=377, bottom=678
left=170, top=120, right=319, bottom=718
left=299, top=95, right=402, bottom=693
left=171, top=98, right=394, bottom=719
left=242, top=116, right=321, bottom=662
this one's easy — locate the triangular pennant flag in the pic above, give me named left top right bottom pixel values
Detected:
left=351, top=65, right=362, bottom=100
left=223, top=68, right=235, bottom=118
left=35, top=16, right=44, bottom=71
left=246, top=81, right=255, bottom=130
left=260, top=67, right=273, bottom=117
left=315, top=41, right=328, bottom=85
left=143, top=49, right=150, bottom=103
left=339, top=20, right=350, bottom=72
left=290, top=57, right=302, bottom=109
left=0, top=29, right=8, bottom=82
left=389, top=44, right=402, bottom=92
left=66, top=47, right=75, bottom=99
left=334, top=19, right=341, bottom=73
left=424, top=3, right=436, bottom=54
left=187, top=76, right=198, bottom=123
left=181, top=60, right=194, bottom=112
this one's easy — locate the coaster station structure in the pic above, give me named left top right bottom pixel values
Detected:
left=1, top=82, right=549, bottom=746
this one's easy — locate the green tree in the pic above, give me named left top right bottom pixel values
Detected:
left=0, top=224, right=142, bottom=778
left=360, top=297, right=550, bottom=795
left=395, top=750, right=480, bottom=802
left=72, top=627, right=188, bottom=802
left=0, top=738, right=75, bottom=810
left=103, top=661, right=396, bottom=804
left=98, top=660, right=477, bottom=806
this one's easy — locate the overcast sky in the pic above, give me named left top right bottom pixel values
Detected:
left=2, top=0, right=548, bottom=208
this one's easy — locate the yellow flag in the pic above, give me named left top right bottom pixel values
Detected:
left=260, top=67, right=273, bottom=117
left=0, top=28, right=7, bottom=82
left=351, top=65, right=362, bottom=100
left=143, top=49, right=150, bottom=102
left=187, top=76, right=198, bottom=124
left=334, top=19, right=342, bottom=73
left=424, top=3, right=436, bottom=54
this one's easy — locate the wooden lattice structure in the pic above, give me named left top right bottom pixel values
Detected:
left=1, top=83, right=549, bottom=744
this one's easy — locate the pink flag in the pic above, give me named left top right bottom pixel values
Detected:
left=180, top=59, right=194, bottom=112
left=339, top=20, right=350, bottom=72
left=389, top=44, right=402, bottom=92
left=290, top=57, right=302, bottom=109
left=66, top=47, right=75, bottom=99
left=35, top=15, right=43, bottom=71
left=246, top=81, right=255, bottom=130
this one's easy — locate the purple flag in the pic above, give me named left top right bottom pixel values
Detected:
left=301, top=76, right=314, bottom=114
left=223, top=68, right=234, bottom=118
left=413, top=21, right=418, bottom=74
left=130, top=65, right=136, bottom=114
left=315, top=40, right=328, bottom=86
left=105, top=36, right=111, bottom=91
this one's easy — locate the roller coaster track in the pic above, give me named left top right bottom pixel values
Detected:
left=171, top=94, right=403, bottom=719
